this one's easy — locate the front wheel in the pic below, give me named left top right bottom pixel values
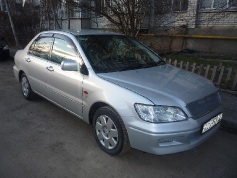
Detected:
left=92, top=106, right=130, bottom=156
left=20, top=73, right=36, bottom=100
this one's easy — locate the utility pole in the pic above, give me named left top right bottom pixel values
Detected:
left=4, top=0, right=19, bottom=46
left=67, top=3, right=70, bottom=29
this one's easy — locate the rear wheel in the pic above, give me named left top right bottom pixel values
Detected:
left=20, top=73, right=36, bottom=100
left=92, top=106, right=130, bottom=156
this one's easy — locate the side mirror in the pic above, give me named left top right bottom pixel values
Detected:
left=61, top=59, right=80, bottom=71
left=80, top=63, right=89, bottom=75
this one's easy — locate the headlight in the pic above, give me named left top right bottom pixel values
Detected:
left=134, top=104, right=187, bottom=123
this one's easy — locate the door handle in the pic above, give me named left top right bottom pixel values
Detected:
left=46, top=66, right=54, bottom=72
left=25, top=58, right=31, bottom=62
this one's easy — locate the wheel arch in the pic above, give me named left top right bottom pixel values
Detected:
left=90, top=102, right=131, bottom=155
left=88, top=102, right=119, bottom=125
left=18, top=70, right=25, bottom=82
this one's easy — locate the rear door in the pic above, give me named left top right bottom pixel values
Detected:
left=44, top=34, right=84, bottom=118
left=26, top=35, right=53, bottom=97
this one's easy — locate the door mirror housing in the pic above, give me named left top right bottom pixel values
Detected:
left=61, top=59, right=80, bottom=71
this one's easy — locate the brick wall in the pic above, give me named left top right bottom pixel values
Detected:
left=197, top=11, right=237, bottom=27
left=149, top=0, right=198, bottom=30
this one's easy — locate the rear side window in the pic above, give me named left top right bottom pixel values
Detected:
left=28, top=37, right=53, bottom=60
left=50, top=38, right=78, bottom=64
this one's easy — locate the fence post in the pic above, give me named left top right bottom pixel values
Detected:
left=192, top=63, right=196, bottom=73
left=225, top=67, right=233, bottom=87
left=198, top=64, right=203, bottom=75
left=217, top=66, right=225, bottom=86
left=232, top=72, right=237, bottom=90
left=179, top=61, right=183, bottom=69
left=211, top=66, right=218, bottom=82
left=174, top=60, right=177, bottom=67
left=204, top=65, right=210, bottom=78
left=185, top=62, right=189, bottom=71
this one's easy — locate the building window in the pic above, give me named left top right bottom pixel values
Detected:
left=200, top=0, right=237, bottom=10
left=155, top=0, right=172, bottom=14
left=155, top=0, right=188, bottom=14
left=81, top=8, right=90, bottom=18
left=95, top=0, right=105, bottom=16
left=172, top=0, right=189, bottom=12
left=57, top=0, right=90, bottom=19
left=230, top=0, right=237, bottom=7
left=0, top=0, right=6, bottom=11
left=69, top=8, right=80, bottom=18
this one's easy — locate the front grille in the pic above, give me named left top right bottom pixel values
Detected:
left=186, top=92, right=221, bottom=119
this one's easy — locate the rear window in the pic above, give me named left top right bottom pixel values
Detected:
left=28, top=37, right=53, bottom=60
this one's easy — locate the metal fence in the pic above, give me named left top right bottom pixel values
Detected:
left=163, top=58, right=237, bottom=91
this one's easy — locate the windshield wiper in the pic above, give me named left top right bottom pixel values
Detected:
left=117, top=61, right=166, bottom=71
left=98, top=60, right=166, bottom=73
left=140, top=60, right=166, bottom=68
left=116, top=65, right=142, bottom=71
left=156, top=60, right=166, bottom=65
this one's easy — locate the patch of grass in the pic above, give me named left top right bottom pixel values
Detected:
left=161, top=52, right=237, bottom=91
left=162, top=53, right=237, bottom=69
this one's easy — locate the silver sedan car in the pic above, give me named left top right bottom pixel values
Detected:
left=13, top=30, right=223, bottom=156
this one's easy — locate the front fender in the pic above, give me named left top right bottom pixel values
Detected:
left=82, top=74, right=153, bottom=123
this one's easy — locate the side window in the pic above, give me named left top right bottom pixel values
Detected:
left=28, top=37, right=53, bottom=60
left=51, top=38, right=78, bottom=64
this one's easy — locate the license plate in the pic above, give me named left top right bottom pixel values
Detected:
left=201, top=113, right=223, bottom=134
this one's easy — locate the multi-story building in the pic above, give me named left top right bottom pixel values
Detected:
left=1, top=0, right=237, bottom=54
left=89, top=0, right=237, bottom=54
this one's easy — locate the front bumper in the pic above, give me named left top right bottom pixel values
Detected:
left=124, top=106, right=222, bottom=155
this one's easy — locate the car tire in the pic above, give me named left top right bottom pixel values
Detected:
left=20, top=73, right=36, bottom=100
left=93, top=106, right=130, bottom=156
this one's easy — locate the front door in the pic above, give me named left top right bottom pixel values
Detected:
left=45, top=37, right=84, bottom=118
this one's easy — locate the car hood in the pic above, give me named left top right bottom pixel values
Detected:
left=97, top=64, right=217, bottom=107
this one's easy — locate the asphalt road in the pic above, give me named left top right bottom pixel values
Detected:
left=0, top=59, right=237, bottom=178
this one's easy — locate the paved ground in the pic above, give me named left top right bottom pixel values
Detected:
left=220, top=91, right=237, bottom=132
left=0, top=59, right=237, bottom=178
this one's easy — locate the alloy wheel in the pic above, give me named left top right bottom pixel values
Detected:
left=95, top=115, right=119, bottom=149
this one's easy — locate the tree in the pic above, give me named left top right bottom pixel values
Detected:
left=0, top=0, right=41, bottom=46
left=4, top=0, right=19, bottom=46
left=91, top=0, right=151, bottom=37
left=38, top=0, right=63, bottom=30
left=70, top=0, right=151, bottom=37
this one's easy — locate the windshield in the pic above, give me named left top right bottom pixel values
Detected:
left=77, top=35, right=164, bottom=73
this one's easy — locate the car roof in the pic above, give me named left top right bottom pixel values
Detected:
left=42, top=29, right=121, bottom=36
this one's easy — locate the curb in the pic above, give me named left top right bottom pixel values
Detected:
left=220, top=91, right=237, bottom=134
left=220, top=89, right=237, bottom=96
left=221, top=113, right=237, bottom=134
left=221, top=123, right=237, bottom=134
